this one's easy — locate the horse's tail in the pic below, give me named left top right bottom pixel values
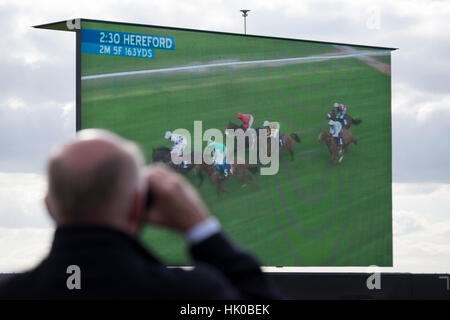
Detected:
left=353, top=137, right=358, bottom=145
left=352, top=118, right=362, bottom=126
left=290, top=133, right=301, bottom=144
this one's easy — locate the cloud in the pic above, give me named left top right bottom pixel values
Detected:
left=0, top=172, right=51, bottom=228
left=391, top=183, right=450, bottom=272
left=394, top=210, right=426, bottom=236
left=0, top=98, right=75, bottom=173
left=0, top=227, right=54, bottom=272
left=393, top=209, right=450, bottom=273
left=392, top=90, right=450, bottom=183
left=393, top=183, right=450, bottom=222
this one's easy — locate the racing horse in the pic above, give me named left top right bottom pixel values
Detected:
left=225, top=121, right=259, bottom=149
left=317, top=129, right=357, bottom=164
left=226, top=121, right=301, bottom=160
left=196, top=155, right=260, bottom=196
left=266, top=132, right=301, bottom=160
left=152, top=147, right=195, bottom=175
left=327, top=109, right=362, bottom=129
left=152, top=147, right=258, bottom=193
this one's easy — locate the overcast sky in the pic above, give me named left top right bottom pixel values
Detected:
left=0, top=0, right=449, bottom=273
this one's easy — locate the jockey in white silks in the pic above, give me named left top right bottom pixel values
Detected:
left=328, top=120, right=343, bottom=153
left=165, top=131, right=188, bottom=168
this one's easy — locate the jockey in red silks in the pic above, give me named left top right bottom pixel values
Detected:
left=236, top=112, right=254, bottom=130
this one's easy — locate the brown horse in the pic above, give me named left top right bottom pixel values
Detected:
left=226, top=121, right=247, bottom=132
left=267, top=132, right=301, bottom=160
left=328, top=109, right=362, bottom=129
left=152, top=147, right=195, bottom=175
left=226, top=122, right=301, bottom=160
left=225, top=121, right=261, bottom=150
left=196, top=156, right=260, bottom=195
left=317, top=129, right=357, bottom=164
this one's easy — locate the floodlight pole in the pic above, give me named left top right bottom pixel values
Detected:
left=240, top=9, right=250, bottom=35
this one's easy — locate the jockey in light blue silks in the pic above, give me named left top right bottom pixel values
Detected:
left=208, top=139, right=231, bottom=178
left=328, top=120, right=343, bottom=154
left=165, top=131, right=188, bottom=168
left=334, top=102, right=348, bottom=127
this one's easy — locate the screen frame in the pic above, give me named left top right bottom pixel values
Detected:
left=40, top=18, right=396, bottom=270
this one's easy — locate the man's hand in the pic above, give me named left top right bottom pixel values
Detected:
left=144, top=164, right=210, bottom=233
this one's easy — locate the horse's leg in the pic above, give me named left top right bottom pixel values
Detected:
left=221, top=176, right=229, bottom=193
left=330, top=142, right=338, bottom=164
left=196, top=166, right=205, bottom=187
left=234, top=168, right=246, bottom=188
left=216, top=182, right=221, bottom=196
left=245, top=169, right=259, bottom=188
left=235, top=167, right=245, bottom=182
left=286, top=138, right=294, bottom=160
left=212, top=175, right=223, bottom=196
left=332, top=153, right=338, bottom=164
left=344, top=143, right=349, bottom=153
left=238, top=167, right=258, bottom=188
left=342, top=137, right=349, bottom=153
left=233, top=167, right=246, bottom=187
left=215, top=172, right=229, bottom=194
left=342, top=135, right=356, bottom=154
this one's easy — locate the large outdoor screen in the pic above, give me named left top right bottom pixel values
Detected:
left=79, top=20, right=393, bottom=266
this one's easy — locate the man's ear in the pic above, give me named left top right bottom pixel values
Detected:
left=44, top=194, right=57, bottom=222
left=127, top=191, right=145, bottom=235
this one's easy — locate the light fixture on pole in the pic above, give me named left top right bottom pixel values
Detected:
left=240, top=9, right=250, bottom=35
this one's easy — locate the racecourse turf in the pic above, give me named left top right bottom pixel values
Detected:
left=80, top=21, right=392, bottom=266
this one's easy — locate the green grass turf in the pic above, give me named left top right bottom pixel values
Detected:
left=80, top=24, right=392, bottom=266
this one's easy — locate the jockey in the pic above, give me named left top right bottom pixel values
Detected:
left=208, top=139, right=231, bottom=178
left=237, top=112, right=254, bottom=130
left=334, top=102, right=348, bottom=126
left=328, top=120, right=343, bottom=153
left=165, top=131, right=188, bottom=168
left=263, top=120, right=282, bottom=146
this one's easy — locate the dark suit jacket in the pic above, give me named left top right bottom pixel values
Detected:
left=0, top=225, right=281, bottom=299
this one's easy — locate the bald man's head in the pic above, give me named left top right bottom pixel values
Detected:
left=46, top=129, right=146, bottom=232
